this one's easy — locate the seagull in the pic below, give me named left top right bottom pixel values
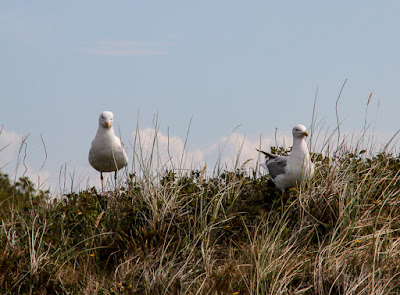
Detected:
left=257, top=124, right=314, bottom=192
left=89, top=111, right=128, bottom=190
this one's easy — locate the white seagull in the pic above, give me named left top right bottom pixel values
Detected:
left=257, top=124, right=314, bottom=192
left=89, top=111, right=128, bottom=190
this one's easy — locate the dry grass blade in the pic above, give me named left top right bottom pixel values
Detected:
left=95, top=210, right=105, bottom=228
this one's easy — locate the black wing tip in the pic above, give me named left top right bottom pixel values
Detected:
left=256, top=148, right=277, bottom=159
left=256, top=148, right=268, bottom=155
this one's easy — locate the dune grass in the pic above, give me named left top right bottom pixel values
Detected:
left=1, top=127, right=400, bottom=294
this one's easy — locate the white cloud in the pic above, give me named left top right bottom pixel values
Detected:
left=0, top=128, right=21, bottom=170
left=80, top=40, right=167, bottom=56
left=204, top=132, right=275, bottom=170
left=131, top=128, right=204, bottom=172
left=0, top=128, right=52, bottom=192
left=131, top=128, right=277, bottom=174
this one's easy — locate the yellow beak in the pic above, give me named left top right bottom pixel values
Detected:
left=302, top=131, right=309, bottom=137
left=106, top=121, right=111, bottom=129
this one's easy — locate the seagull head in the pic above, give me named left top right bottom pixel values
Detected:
left=99, top=111, right=114, bottom=129
left=292, top=124, right=309, bottom=139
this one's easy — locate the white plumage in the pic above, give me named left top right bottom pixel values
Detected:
left=257, top=124, right=314, bottom=192
left=89, top=111, right=128, bottom=188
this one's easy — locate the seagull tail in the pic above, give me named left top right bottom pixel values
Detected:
left=256, top=148, right=277, bottom=159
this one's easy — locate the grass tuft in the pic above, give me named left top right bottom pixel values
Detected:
left=1, top=128, right=400, bottom=294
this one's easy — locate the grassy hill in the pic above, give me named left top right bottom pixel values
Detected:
left=1, top=145, right=400, bottom=294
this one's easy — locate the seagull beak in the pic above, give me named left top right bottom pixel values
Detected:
left=302, top=131, right=309, bottom=137
left=106, top=121, right=111, bottom=129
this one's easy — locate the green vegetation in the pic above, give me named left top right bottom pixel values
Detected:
left=1, top=145, right=400, bottom=294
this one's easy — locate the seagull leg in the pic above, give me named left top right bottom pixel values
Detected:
left=100, top=172, right=104, bottom=193
left=283, top=190, right=289, bottom=201
left=278, top=190, right=289, bottom=210
left=114, top=171, right=117, bottom=188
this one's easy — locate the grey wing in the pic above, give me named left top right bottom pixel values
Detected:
left=266, top=156, right=288, bottom=179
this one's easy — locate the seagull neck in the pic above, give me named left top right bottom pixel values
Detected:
left=97, top=127, right=115, bottom=137
left=292, top=137, right=309, bottom=153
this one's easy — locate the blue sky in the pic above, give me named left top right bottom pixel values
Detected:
left=1, top=1, right=400, bottom=193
